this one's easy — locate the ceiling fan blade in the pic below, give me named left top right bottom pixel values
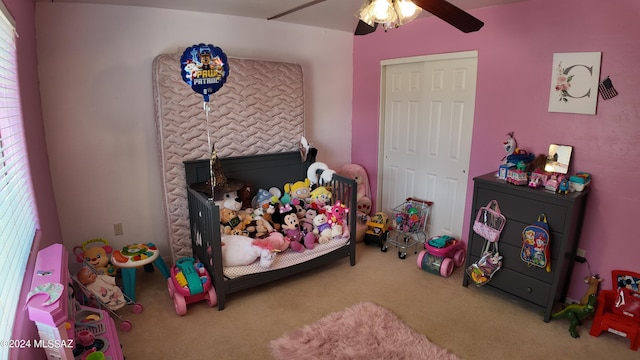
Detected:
left=412, top=0, right=484, bottom=33
left=267, top=0, right=327, bottom=20
left=354, top=20, right=378, bottom=36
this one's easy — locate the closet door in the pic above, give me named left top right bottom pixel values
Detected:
left=379, top=51, right=477, bottom=239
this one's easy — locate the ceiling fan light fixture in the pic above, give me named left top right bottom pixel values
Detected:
left=394, top=0, right=422, bottom=25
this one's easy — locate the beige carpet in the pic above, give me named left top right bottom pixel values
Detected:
left=117, top=242, right=638, bottom=359
left=270, top=301, right=460, bottom=360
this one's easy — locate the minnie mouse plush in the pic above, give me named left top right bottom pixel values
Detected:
left=278, top=204, right=315, bottom=252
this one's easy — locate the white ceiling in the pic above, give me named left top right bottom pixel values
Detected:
left=39, top=0, right=524, bottom=33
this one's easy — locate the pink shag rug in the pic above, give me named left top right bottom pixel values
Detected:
left=269, top=301, right=460, bottom=360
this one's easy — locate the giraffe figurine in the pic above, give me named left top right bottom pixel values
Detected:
left=581, top=274, right=603, bottom=306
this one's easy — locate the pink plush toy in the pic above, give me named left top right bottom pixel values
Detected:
left=337, top=164, right=372, bottom=217
left=328, top=201, right=348, bottom=224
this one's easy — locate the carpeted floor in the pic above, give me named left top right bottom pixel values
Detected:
left=117, top=242, right=638, bottom=359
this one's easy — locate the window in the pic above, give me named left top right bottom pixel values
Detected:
left=0, top=2, right=38, bottom=358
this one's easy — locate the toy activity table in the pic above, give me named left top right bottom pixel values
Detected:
left=110, top=243, right=170, bottom=301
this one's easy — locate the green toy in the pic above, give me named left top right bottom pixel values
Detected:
left=551, top=293, right=597, bottom=338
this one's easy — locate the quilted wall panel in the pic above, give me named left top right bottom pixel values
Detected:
left=152, top=53, right=304, bottom=261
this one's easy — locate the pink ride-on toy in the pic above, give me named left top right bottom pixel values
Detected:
left=416, top=235, right=466, bottom=277
left=167, top=257, right=217, bottom=315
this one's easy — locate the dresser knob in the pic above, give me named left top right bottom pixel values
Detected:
left=527, top=287, right=533, bottom=293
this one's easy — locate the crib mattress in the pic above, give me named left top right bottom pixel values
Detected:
left=223, top=237, right=349, bottom=279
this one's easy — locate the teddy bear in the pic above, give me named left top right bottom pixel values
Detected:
left=237, top=183, right=253, bottom=209
left=278, top=204, right=315, bottom=252
left=220, top=208, right=249, bottom=235
left=77, top=245, right=116, bottom=276
left=337, top=164, right=371, bottom=203
left=239, top=208, right=275, bottom=238
left=312, top=213, right=333, bottom=244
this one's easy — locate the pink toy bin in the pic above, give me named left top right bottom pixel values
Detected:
left=416, top=235, right=466, bottom=277
left=167, top=257, right=217, bottom=315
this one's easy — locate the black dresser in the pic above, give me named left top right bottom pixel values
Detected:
left=462, top=172, right=590, bottom=322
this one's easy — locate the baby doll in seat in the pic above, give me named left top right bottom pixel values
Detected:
left=77, top=267, right=126, bottom=311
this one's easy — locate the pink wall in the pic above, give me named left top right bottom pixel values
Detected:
left=352, top=0, right=640, bottom=300
left=5, top=0, right=63, bottom=358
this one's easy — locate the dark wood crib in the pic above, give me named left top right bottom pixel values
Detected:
left=184, top=151, right=357, bottom=310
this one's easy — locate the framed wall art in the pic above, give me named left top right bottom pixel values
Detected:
left=548, top=52, right=602, bottom=115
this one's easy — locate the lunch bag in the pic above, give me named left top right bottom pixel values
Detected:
left=472, top=200, right=506, bottom=243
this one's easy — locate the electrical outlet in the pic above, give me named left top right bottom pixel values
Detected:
left=113, top=223, right=124, bottom=236
left=576, top=248, right=586, bottom=258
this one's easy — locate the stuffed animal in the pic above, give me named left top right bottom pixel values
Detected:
left=301, top=207, right=317, bottom=234
left=337, top=164, right=372, bottom=207
left=240, top=209, right=275, bottom=238
left=279, top=204, right=315, bottom=252
left=214, top=190, right=242, bottom=211
left=327, top=201, right=348, bottom=226
left=357, top=196, right=372, bottom=223
left=220, top=233, right=287, bottom=268
left=237, top=184, right=253, bottom=209
left=309, top=186, right=332, bottom=208
left=313, top=213, right=333, bottom=244
left=307, top=162, right=335, bottom=186
left=74, top=240, right=116, bottom=276
left=220, top=208, right=249, bottom=235
left=284, top=179, right=311, bottom=206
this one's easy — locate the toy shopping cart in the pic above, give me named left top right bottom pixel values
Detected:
left=382, top=197, right=432, bottom=259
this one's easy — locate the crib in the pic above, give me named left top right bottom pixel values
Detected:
left=184, top=150, right=357, bottom=310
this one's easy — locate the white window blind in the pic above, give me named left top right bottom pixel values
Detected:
left=0, top=2, right=38, bottom=357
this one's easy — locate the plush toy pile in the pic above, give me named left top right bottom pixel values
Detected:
left=215, top=171, right=350, bottom=268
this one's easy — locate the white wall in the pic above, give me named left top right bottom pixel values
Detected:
left=35, top=3, right=353, bottom=260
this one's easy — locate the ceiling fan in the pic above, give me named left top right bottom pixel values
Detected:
left=268, top=0, right=484, bottom=35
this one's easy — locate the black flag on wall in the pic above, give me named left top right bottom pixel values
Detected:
left=598, top=76, right=618, bottom=100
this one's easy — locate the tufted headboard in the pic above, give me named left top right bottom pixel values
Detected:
left=152, top=53, right=305, bottom=261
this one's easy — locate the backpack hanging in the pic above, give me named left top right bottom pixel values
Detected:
left=520, top=213, right=551, bottom=272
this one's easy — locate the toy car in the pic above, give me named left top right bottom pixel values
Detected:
left=416, top=235, right=466, bottom=277
left=364, top=212, right=390, bottom=247
left=167, top=257, right=217, bottom=315
left=507, top=169, right=528, bottom=185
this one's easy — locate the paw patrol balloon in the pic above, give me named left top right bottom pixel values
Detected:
left=180, top=43, right=229, bottom=102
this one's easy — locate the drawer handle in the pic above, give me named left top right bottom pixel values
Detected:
left=527, top=287, right=533, bottom=293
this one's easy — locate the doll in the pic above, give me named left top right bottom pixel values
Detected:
left=77, top=267, right=126, bottom=311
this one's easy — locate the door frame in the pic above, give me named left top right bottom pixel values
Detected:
left=375, top=50, right=478, bottom=213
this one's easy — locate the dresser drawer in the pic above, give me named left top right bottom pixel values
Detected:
left=469, top=255, right=552, bottom=307
left=470, top=221, right=563, bottom=260
left=468, top=236, right=555, bottom=284
left=473, top=186, right=568, bottom=232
